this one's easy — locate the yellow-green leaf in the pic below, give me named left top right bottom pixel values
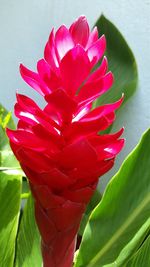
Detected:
left=0, top=170, right=21, bottom=267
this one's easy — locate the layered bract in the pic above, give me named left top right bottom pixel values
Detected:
left=7, top=16, right=124, bottom=267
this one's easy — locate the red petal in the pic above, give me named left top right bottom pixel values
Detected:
left=86, top=56, right=108, bottom=83
left=69, top=15, right=89, bottom=47
left=17, top=120, right=31, bottom=130
left=58, top=138, right=97, bottom=169
left=37, top=59, right=50, bottom=79
left=80, top=95, right=124, bottom=123
left=89, top=128, right=124, bottom=146
left=65, top=97, right=123, bottom=139
left=97, top=159, right=115, bottom=177
left=6, top=128, right=60, bottom=155
left=73, top=104, right=92, bottom=122
left=85, top=26, right=98, bottom=49
left=94, top=139, right=125, bottom=161
left=16, top=148, right=53, bottom=172
left=65, top=113, right=114, bottom=139
left=37, top=59, right=61, bottom=92
left=55, top=25, right=74, bottom=60
left=45, top=89, right=77, bottom=122
left=77, top=72, right=114, bottom=107
left=6, top=128, right=41, bottom=148
left=47, top=200, right=84, bottom=231
left=20, top=64, right=49, bottom=95
left=15, top=102, right=60, bottom=137
left=60, top=45, right=91, bottom=95
left=87, top=35, right=106, bottom=67
left=31, top=185, right=65, bottom=209
left=62, top=186, right=94, bottom=204
left=15, top=94, right=60, bottom=132
left=44, top=103, right=62, bottom=126
left=15, top=103, right=38, bottom=126
left=44, top=28, right=59, bottom=71
left=32, top=124, right=62, bottom=145
left=50, top=227, right=78, bottom=265
left=35, top=202, right=57, bottom=244
left=38, top=168, right=73, bottom=190
left=70, top=160, right=114, bottom=189
left=42, top=233, right=76, bottom=267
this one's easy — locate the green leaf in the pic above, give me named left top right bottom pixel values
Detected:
left=75, top=128, right=150, bottom=267
left=0, top=104, right=20, bottom=170
left=0, top=170, right=22, bottom=267
left=0, top=150, right=21, bottom=170
left=126, top=234, right=150, bottom=267
left=104, top=218, right=150, bottom=267
left=15, top=194, right=42, bottom=267
left=79, top=190, right=101, bottom=236
left=0, top=104, right=15, bottom=150
left=93, top=15, right=138, bottom=108
left=0, top=103, right=23, bottom=167
left=0, top=105, right=22, bottom=266
left=0, top=104, right=15, bottom=130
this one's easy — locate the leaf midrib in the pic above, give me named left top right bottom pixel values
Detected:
left=87, top=192, right=150, bottom=267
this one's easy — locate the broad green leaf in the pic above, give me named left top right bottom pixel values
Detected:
left=75, top=129, right=150, bottom=267
left=93, top=15, right=138, bottom=108
left=15, top=194, right=42, bottom=267
left=126, top=234, right=150, bottom=267
left=104, top=218, right=150, bottom=267
left=0, top=170, right=21, bottom=267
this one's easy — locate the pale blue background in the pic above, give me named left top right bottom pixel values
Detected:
left=0, top=0, right=150, bottom=191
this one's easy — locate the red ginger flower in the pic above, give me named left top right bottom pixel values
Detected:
left=7, top=16, right=124, bottom=267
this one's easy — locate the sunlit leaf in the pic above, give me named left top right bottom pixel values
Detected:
left=0, top=170, right=21, bottom=267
